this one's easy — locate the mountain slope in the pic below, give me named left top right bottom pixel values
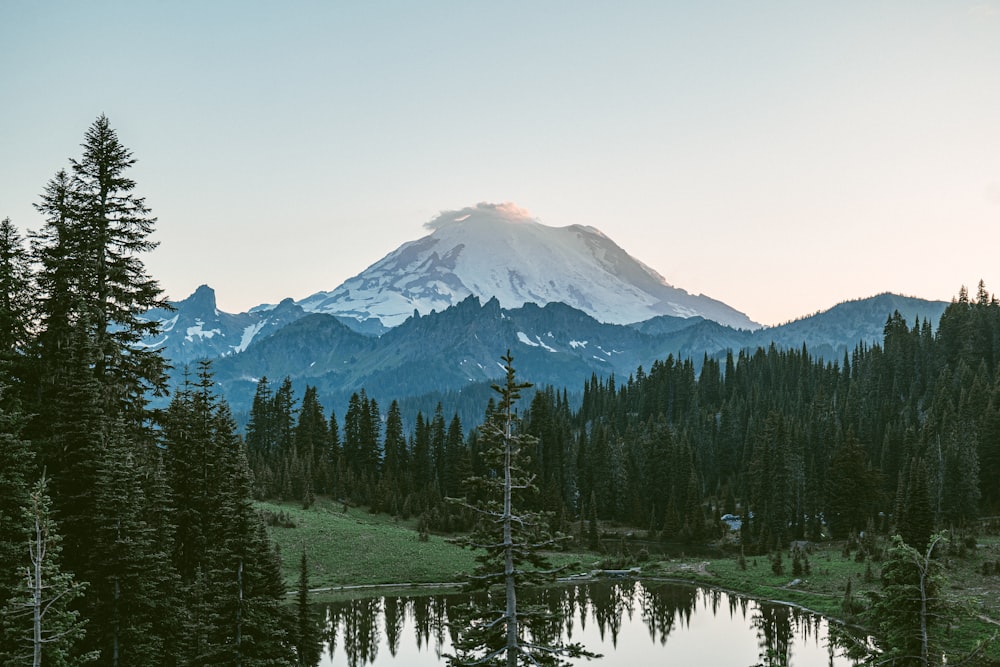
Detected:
left=202, top=292, right=948, bottom=420
left=296, top=202, right=759, bottom=330
left=747, top=293, right=948, bottom=361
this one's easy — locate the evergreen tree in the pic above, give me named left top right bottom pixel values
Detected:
left=324, top=409, right=341, bottom=499
left=246, top=377, right=276, bottom=456
left=71, top=116, right=169, bottom=418
left=358, top=392, right=381, bottom=482
left=826, top=432, right=881, bottom=539
left=272, top=376, right=298, bottom=461
left=0, top=218, right=34, bottom=380
left=295, top=385, right=328, bottom=497
left=431, top=403, right=447, bottom=495
left=140, top=450, right=184, bottom=665
left=0, top=385, right=34, bottom=649
left=203, top=405, right=294, bottom=665
left=448, top=352, right=595, bottom=667
left=412, top=411, right=432, bottom=493
left=34, top=316, right=106, bottom=597
left=163, top=362, right=294, bottom=665
left=26, top=119, right=171, bottom=642
left=444, top=413, right=468, bottom=499
left=342, top=391, right=383, bottom=494
left=896, top=458, right=934, bottom=551
left=30, top=115, right=169, bottom=425
left=162, top=364, right=216, bottom=584
left=89, top=427, right=170, bottom=665
left=866, top=533, right=952, bottom=667
left=245, top=376, right=278, bottom=498
left=382, top=400, right=406, bottom=484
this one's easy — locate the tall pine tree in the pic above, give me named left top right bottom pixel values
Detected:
left=448, top=352, right=595, bottom=667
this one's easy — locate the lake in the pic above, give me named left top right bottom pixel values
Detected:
left=317, top=580, right=862, bottom=666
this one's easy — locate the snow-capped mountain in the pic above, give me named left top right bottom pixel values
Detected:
left=296, top=202, right=760, bottom=330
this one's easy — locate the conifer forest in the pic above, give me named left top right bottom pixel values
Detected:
left=3, top=117, right=1000, bottom=666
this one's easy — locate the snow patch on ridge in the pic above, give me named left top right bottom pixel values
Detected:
left=516, top=331, right=556, bottom=352
left=234, top=322, right=267, bottom=354
left=160, top=315, right=179, bottom=332
left=186, top=320, right=222, bottom=342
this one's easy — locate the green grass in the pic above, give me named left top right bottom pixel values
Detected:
left=259, top=497, right=477, bottom=589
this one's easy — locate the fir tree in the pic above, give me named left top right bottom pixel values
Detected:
left=447, top=352, right=596, bottom=667
left=826, top=432, right=881, bottom=539
left=382, top=400, right=406, bottom=485
left=30, top=115, right=169, bottom=428
left=26, top=119, right=171, bottom=639
left=89, top=427, right=169, bottom=665
left=68, top=115, right=170, bottom=421
left=204, top=406, right=294, bottom=665
left=0, top=218, right=34, bottom=380
left=163, top=362, right=294, bottom=665
left=295, top=385, right=328, bottom=498
left=866, top=533, right=953, bottom=667
left=0, top=385, right=34, bottom=650
left=896, top=457, right=934, bottom=551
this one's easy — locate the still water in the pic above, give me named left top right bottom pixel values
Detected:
left=318, top=580, right=861, bottom=666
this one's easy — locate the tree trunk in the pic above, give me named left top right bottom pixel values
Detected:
left=504, top=398, right=518, bottom=667
left=32, top=508, right=43, bottom=667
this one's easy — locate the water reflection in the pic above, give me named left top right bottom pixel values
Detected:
left=319, top=581, right=861, bottom=667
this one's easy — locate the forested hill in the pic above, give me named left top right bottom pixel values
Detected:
left=199, top=291, right=947, bottom=425
left=563, top=286, right=1000, bottom=549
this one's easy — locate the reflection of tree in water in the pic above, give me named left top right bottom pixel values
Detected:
left=752, top=604, right=794, bottom=667
left=411, top=595, right=431, bottom=650
left=727, top=589, right=753, bottom=620
left=395, top=595, right=450, bottom=655
left=528, top=586, right=583, bottom=652
left=334, top=597, right=382, bottom=667
left=750, top=601, right=831, bottom=667
left=639, top=583, right=698, bottom=645
left=320, top=605, right=337, bottom=664
left=382, top=597, right=403, bottom=657
left=318, top=582, right=858, bottom=666
left=430, top=596, right=448, bottom=659
left=582, top=580, right=633, bottom=645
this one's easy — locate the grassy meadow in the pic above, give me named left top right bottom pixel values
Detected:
left=259, top=497, right=477, bottom=589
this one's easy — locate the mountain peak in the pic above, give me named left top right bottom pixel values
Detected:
left=179, top=284, right=218, bottom=314
left=297, top=203, right=759, bottom=330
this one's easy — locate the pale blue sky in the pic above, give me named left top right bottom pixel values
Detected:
left=3, top=1, right=999, bottom=326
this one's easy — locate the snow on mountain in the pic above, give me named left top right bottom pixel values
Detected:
left=297, top=202, right=760, bottom=330
left=139, top=285, right=311, bottom=366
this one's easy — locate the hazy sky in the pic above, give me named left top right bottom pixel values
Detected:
left=3, top=2, right=999, bottom=326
